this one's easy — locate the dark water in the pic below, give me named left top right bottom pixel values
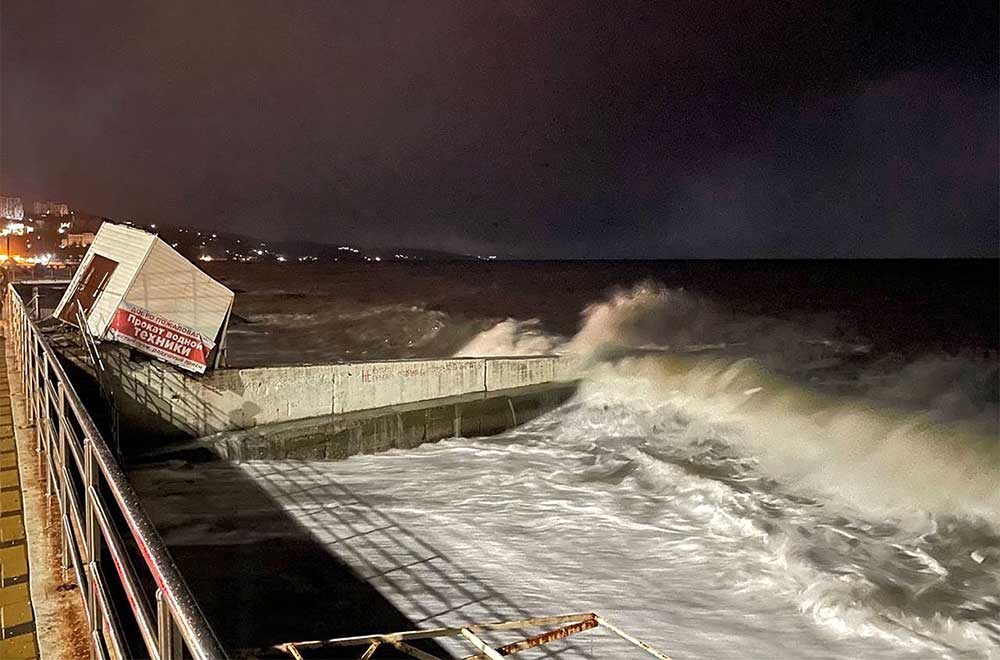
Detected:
left=205, top=259, right=998, bottom=364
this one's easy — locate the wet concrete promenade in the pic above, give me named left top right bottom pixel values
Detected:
left=0, top=333, right=38, bottom=660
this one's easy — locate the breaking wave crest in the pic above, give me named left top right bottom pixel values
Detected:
left=457, top=280, right=997, bottom=431
left=457, top=282, right=873, bottom=367
left=452, top=281, right=1000, bottom=655
left=454, top=318, right=564, bottom=357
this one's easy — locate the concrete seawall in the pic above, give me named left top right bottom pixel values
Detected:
left=92, top=345, right=578, bottom=441
left=173, top=382, right=575, bottom=462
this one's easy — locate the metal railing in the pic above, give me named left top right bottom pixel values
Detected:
left=4, top=284, right=227, bottom=660
left=276, top=612, right=673, bottom=659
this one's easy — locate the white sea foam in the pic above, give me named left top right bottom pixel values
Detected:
left=577, top=355, right=1000, bottom=525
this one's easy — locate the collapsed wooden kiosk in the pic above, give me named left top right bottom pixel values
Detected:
left=53, top=222, right=234, bottom=373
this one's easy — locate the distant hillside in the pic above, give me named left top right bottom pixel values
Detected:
left=124, top=223, right=494, bottom=263
left=13, top=206, right=500, bottom=263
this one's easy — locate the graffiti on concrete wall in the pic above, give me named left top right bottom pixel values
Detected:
left=357, top=360, right=477, bottom=384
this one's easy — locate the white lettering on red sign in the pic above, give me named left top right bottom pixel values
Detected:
left=109, top=303, right=215, bottom=373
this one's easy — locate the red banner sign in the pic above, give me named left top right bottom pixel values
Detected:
left=109, top=302, right=215, bottom=373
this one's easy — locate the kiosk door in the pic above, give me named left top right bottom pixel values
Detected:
left=57, top=254, right=119, bottom=324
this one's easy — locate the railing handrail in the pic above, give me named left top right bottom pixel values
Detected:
left=5, top=283, right=227, bottom=660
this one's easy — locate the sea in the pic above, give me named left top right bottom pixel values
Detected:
left=139, top=260, right=999, bottom=659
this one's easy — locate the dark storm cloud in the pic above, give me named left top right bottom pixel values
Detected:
left=651, top=71, right=998, bottom=257
left=1, top=1, right=996, bottom=257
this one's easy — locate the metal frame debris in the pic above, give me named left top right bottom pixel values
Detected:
left=274, top=612, right=672, bottom=660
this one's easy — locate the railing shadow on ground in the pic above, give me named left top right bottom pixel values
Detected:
left=44, top=332, right=219, bottom=443
left=46, top=332, right=240, bottom=444
left=102, top=345, right=237, bottom=443
left=127, top=452, right=453, bottom=659
left=238, top=460, right=597, bottom=659
left=128, top=448, right=599, bottom=659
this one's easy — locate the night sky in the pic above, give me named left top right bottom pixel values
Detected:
left=1, top=1, right=997, bottom=258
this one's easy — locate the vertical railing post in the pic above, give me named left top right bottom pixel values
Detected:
left=16, top=311, right=22, bottom=370
left=30, top=332, right=37, bottom=426
left=157, top=589, right=183, bottom=660
left=43, top=352, right=53, bottom=496
left=9, top=297, right=15, bottom=354
left=84, top=439, right=103, bottom=644
left=21, top=309, right=28, bottom=377
left=19, top=305, right=24, bottom=367
left=31, top=336, right=40, bottom=453
left=22, top=313, right=30, bottom=414
left=21, top=311, right=27, bottom=399
left=22, top=312, right=27, bottom=367
left=34, top=334, right=43, bottom=430
left=57, top=380, right=70, bottom=572
left=27, top=330, right=32, bottom=420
